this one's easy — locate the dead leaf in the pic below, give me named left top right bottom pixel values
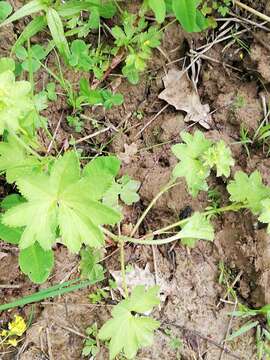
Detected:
left=110, top=264, right=170, bottom=301
left=158, top=69, right=212, bottom=129
left=118, top=143, right=138, bottom=164
left=0, top=252, right=7, bottom=260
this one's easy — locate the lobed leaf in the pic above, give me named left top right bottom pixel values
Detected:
left=98, top=286, right=160, bottom=359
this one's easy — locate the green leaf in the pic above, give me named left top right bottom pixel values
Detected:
left=103, top=175, right=140, bottom=209
left=0, top=57, right=15, bottom=73
left=227, top=171, right=270, bottom=214
left=11, top=16, right=47, bottom=53
left=203, top=140, right=235, bottom=177
left=172, top=131, right=212, bottom=197
left=172, top=0, right=208, bottom=32
left=119, top=175, right=140, bottom=205
left=178, top=212, right=214, bottom=247
left=148, top=0, right=166, bottom=23
left=227, top=321, right=259, bottom=341
left=0, top=135, right=41, bottom=183
left=19, top=242, right=54, bottom=283
left=98, top=286, right=160, bottom=360
left=0, top=215, right=22, bottom=244
left=1, top=194, right=25, bottom=210
left=2, top=151, right=121, bottom=253
left=0, top=71, right=35, bottom=134
left=0, top=1, right=12, bottom=21
left=0, top=0, right=47, bottom=27
left=79, top=247, right=104, bottom=281
left=46, top=7, right=70, bottom=60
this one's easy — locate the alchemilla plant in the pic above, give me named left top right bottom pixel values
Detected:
left=1, top=0, right=268, bottom=358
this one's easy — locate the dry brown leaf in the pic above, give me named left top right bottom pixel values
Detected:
left=158, top=68, right=212, bottom=129
left=118, top=143, right=138, bottom=164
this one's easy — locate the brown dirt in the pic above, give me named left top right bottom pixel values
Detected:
left=2, top=2, right=270, bottom=360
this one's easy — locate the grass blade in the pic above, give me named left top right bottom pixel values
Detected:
left=0, top=277, right=103, bottom=311
left=227, top=321, right=259, bottom=341
left=46, top=7, right=70, bottom=60
left=0, top=0, right=47, bottom=27
left=11, top=15, right=47, bottom=53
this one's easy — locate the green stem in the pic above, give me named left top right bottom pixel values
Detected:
left=120, top=238, right=128, bottom=298
left=130, top=180, right=179, bottom=237
left=10, top=130, right=43, bottom=160
left=103, top=203, right=248, bottom=247
left=152, top=203, right=246, bottom=236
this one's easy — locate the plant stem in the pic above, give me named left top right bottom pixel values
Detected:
left=152, top=203, right=246, bottom=236
left=130, top=180, right=179, bottom=237
left=234, top=0, right=270, bottom=23
left=10, top=130, right=43, bottom=160
left=120, top=238, right=128, bottom=298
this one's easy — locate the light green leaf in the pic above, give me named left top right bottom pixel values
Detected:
left=0, top=71, right=35, bottom=134
left=119, top=175, right=140, bottom=205
left=0, top=57, right=15, bottom=73
left=98, top=286, right=160, bottom=360
left=19, top=242, right=54, bottom=283
left=79, top=248, right=104, bottom=281
left=203, top=140, right=235, bottom=177
left=2, top=151, right=121, bottom=253
left=46, top=7, right=70, bottom=59
left=148, top=0, right=166, bottom=23
left=173, top=158, right=209, bottom=197
left=227, top=171, right=270, bottom=214
left=103, top=175, right=140, bottom=209
left=0, top=135, right=41, bottom=183
left=172, top=131, right=212, bottom=160
left=178, top=212, right=214, bottom=248
left=0, top=0, right=47, bottom=27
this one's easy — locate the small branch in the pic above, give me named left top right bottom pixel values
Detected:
left=75, top=127, right=111, bottom=145
left=234, top=0, right=270, bottom=23
left=130, top=180, right=179, bottom=237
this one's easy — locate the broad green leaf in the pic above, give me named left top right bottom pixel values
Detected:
left=0, top=1, right=12, bottom=21
left=178, top=212, right=214, bottom=247
left=83, top=156, right=120, bottom=200
left=0, top=57, right=15, bottom=73
left=79, top=248, right=104, bottom=281
left=0, top=135, right=41, bottom=183
left=19, top=242, right=54, bottom=283
left=258, top=199, right=270, bottom=233
left=172, top=0, right=208, bottom=32
left=227, top=171, right=270, bottom=214
left=11, top=16, right=47, bottom=53
left=2, top=151, right=121, bottom=253
left=0, top=71, right=35, bottom=134
left=98, top=286, right=160, bottom=360
left=0, top=0, right=47, bottom=27
left=46, top=7, right=70, bottom=59
left=148, top=0, right=166, bottom=23
left=203, top=140, right=234, bottom=177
